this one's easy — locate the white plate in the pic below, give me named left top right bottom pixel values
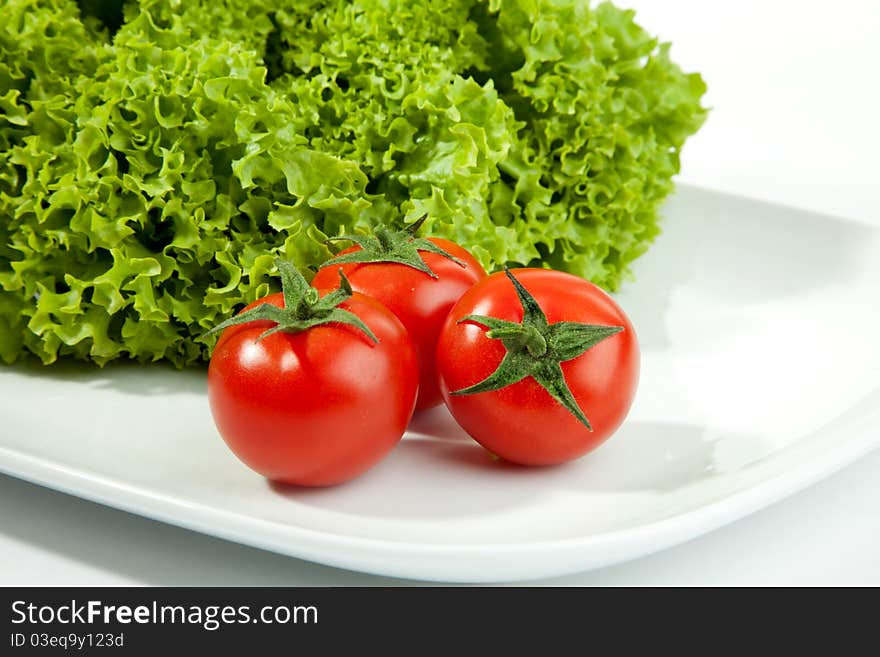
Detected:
left=1, top=186, right=878, bottom=583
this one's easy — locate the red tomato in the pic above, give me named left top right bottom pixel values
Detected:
left=436, top=268, right=639, bottom=466
left=208, top=290, right=418, bottom=486
left=311, top=238, right=486, bottom=410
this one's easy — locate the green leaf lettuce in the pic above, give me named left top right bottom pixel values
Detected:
left=0, top=0, right=707, bottom=366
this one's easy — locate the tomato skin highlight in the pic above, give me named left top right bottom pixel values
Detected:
left=311, top=238, right=486, bottom=410
left=208, top=291, right=418, bottom=486
left=436, top=268, right=640, bottom=466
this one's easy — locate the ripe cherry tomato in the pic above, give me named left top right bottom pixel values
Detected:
left=436, top=268, right=639, bottom=466
left=207, top=261, right=418, bottom=486
left=311, top=220, right=486, bottom=410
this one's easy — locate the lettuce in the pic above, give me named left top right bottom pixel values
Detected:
left=0, top=0, right=706, bottom=366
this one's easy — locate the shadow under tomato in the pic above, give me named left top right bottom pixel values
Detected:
left=406, top=404, right=472, bottom=441
left=266, top=420, right=762, bottom=521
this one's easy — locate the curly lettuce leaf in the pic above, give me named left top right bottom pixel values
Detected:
left=0, top=0, right=706, bottom=367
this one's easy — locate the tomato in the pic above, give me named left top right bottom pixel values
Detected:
left=436, top=268, right=639, bottom=466
left=311, top=220, right=486, bottom=410
left=207, top=261, right=418, bottom=486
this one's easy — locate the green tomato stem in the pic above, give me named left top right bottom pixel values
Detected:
left=453, top=268, right=623, bottom=430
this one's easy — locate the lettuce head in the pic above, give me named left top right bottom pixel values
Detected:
left=0, top=0, right=707, bottom=366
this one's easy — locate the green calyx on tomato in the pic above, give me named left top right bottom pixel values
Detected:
left=203, top=258, right=378, bottom=344
left=321, top=214, right=466, bottom=278
left=452, top=268, right=623, bottom=430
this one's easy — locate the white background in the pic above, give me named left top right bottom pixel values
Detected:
left=646, top=0, right=880, bottom=225
left=1, top=0, right=878, bottom=585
